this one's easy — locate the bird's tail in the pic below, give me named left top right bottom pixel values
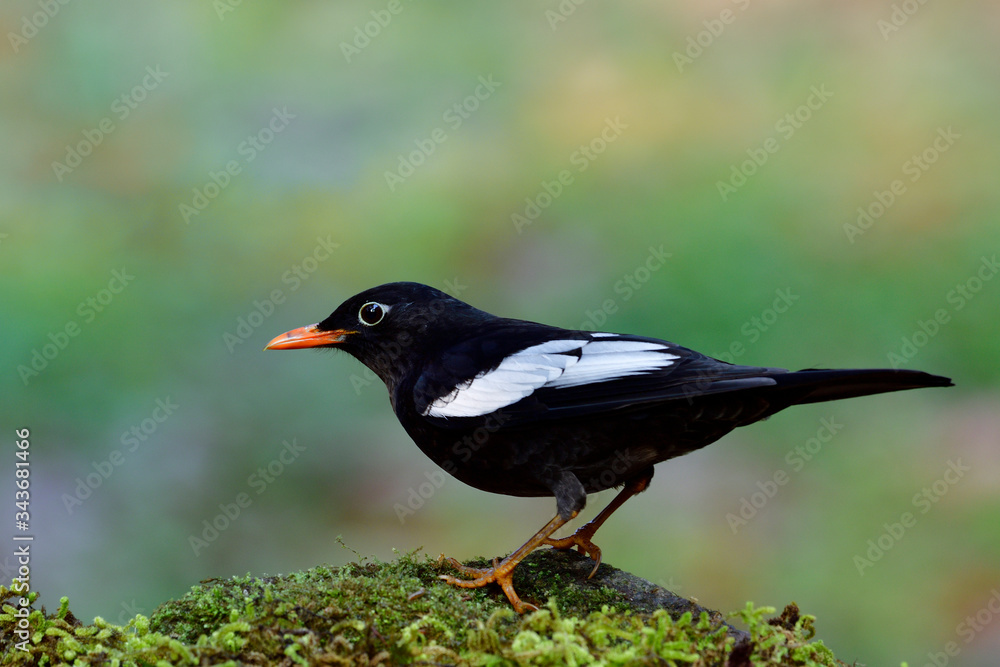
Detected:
left=770, top=368, right=953, bottom=405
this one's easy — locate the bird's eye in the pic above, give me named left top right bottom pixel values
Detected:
left=358, top=302, right=386, bottom=326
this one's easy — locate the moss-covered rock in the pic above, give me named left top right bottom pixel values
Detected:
left=1, top=549, right=844, bottom=665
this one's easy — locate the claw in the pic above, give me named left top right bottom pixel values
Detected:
left=439, top=555, right=538, bottom=613
left=433, top=472, right=654, bottom=614
left=544, top=528, right=603, bottom=578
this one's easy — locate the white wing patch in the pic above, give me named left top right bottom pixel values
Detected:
left=546, top=340, right=675, bottom=388
left=423, top=338, right=679, bottom=418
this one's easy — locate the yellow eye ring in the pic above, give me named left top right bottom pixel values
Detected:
left=359, top=302, right=386, bottom=326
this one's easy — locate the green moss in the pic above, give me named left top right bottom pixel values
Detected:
left=2, top=550, right=847, bottom=665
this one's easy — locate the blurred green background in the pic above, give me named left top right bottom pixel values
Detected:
left=2, top=1, right=999, bottom=663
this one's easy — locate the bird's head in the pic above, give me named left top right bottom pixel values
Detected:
left=265, top=281, right=484, bottom=389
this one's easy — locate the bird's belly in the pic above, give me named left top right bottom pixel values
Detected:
left=409, top=406, right=741, bottom=497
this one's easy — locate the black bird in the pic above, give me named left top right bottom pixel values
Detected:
left=265, top=281, right=952, bottom=613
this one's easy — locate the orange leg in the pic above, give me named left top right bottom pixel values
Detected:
left=439, top=512, right=574, bottom=614
left=543, top=471, right=653, bottom=578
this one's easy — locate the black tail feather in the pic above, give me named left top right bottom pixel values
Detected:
left=771, top=368, right=953, bottom=405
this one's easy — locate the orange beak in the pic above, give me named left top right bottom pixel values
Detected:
left=264, top=324, right=354, bottom=350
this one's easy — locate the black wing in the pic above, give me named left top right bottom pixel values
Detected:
left=412, top=329, right=785, bottom=429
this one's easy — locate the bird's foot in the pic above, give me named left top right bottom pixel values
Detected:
left=438, top=555, right=538, bottom=614
left=543, top=524, right=602, bottom=578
